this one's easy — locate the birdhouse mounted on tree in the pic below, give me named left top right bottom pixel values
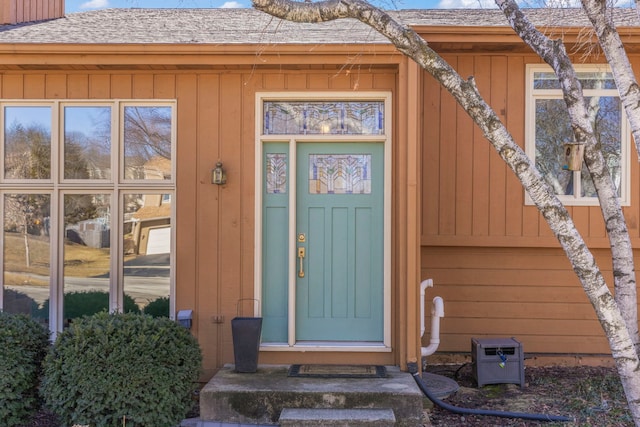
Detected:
left=563, top=143, right=585, bottom=171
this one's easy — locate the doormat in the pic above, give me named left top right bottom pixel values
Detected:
left=288, top=364, right=387, bottom=378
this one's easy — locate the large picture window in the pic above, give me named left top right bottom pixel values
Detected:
left=0, top=101, right=175, bottom=333
left=526, top=65, right=630, bottom=206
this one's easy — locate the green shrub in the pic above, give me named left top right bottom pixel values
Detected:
left=38, top=290, right=140, bottom=321
left=0, top=311, right=50, bottom=427
left=41, top=312, right=202, bottom=427
left=2, top=289, right=41, bottom=317
left=143, top=296, right=170, bottom=318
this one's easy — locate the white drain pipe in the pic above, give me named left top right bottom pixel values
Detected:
left=420, top=279, right=445, bottom=357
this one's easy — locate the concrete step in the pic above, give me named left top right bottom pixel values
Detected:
left=200, top=365, right=425, bottom=427
left=279, top=408, right=396, bottom=427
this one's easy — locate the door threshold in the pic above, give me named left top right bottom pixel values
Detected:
left=260, top=342, right=391, bottom=352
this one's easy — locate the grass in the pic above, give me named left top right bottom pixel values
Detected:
left=3, top=232, right=113, bottom=287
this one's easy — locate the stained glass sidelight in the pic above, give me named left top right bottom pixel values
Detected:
left=308, top=154, right=371, bottom=194
left=266, top=153, right=287, bottom=194
left=264, top=101, right=384, bottom=135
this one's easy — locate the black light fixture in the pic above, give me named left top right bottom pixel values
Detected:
left=212, top=161, right=227, bottom=185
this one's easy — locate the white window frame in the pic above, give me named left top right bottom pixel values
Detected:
left=0, top=100, right=176, bottom=336
left=525, top=64, right=630, bottom=206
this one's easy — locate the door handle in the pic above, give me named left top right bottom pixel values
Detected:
left=298, top=247, right=306, bottom=278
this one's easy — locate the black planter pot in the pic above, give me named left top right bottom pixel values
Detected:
left=231, top=316, right=262, bottom=373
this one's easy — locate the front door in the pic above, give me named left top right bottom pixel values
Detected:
left=295, top=142, right=384, bottom=341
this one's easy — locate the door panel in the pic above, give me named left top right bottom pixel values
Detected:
left=296, top=142, right=384, bottom=341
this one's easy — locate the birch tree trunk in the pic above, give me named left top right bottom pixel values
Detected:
left=251, top=0, right=640, bottom=423
left=582, top=0, right=640, bottom=158
left=495, top=2, right=640, bottom=420
left=577, top=0, right=640, bottom=354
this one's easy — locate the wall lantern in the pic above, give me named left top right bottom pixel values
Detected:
left=211, top=161, right=227, bottom=185
left=563, top=142, right=585, bottom=171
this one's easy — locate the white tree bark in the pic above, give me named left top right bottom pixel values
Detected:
left=251, top=0, right=640, bottom=423
left=577, top=0, right=640, bottom=353
left=495, top=3, right=640, bottom=421
left=582, top=0, right=640, bottom=159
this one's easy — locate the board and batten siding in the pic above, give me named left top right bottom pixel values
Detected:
left=420, top=53, right=640, bottom=358
left=0, top=0, right=63, bottom=25
left=0, top=67, right=399, bottom=378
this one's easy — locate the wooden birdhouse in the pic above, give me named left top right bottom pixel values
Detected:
left=563, top=143, right=585, bottom=171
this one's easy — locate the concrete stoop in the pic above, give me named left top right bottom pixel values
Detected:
left=199, top=365, right=425, bottom=426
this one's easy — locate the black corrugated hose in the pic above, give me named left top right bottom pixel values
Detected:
left=407, top=362, right=571, bottom=422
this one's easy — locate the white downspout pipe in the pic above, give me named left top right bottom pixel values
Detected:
left=420, top=279, right=445, bottom=357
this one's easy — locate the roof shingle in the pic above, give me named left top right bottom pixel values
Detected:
left=0, top=7, right=636, bottom=45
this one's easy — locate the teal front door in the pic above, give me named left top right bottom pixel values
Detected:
left=295, top=142, right=384, bottom=341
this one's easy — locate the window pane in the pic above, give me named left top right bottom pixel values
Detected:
left=533, top=71, right=615, bottom=90
left=64, top=106, right=111, bottom=180
left=123, top=106, right=172, bottom=181
left=535, top=96, right=622, bottom=197
left=63, top=194, right=112, bottom=324
left=579, top=72, right=616, bottom=90
left=3, top=194, right=50, bottom=325
left=123, top=193, right=171, bottom=317
left=535, top=99, right=574, bottom=195
left=580, top=96, right=622, bottom=197
left=4, top=106, right=51, bottom=180
left=264, top=101, right=384, bottom=135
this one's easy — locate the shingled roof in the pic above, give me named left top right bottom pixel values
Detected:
left=0, top=7, right=637, bottom=45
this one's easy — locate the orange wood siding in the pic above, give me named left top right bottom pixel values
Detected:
left=421, top=246, right=618, bottom=355
left=422, top=53, right=640, bottom=247
left=0, top=66, right=400, bottom=378
left=0, top=0, right=64, bottom=24
left=420, top=52, right=640, bottom=357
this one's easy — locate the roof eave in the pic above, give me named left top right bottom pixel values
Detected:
left=0, top=42, right=403, bottom=70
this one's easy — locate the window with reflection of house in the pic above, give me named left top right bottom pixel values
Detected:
left=0, top=102, right=175, bottom=332
left=526, top=65, right=630, bottom=206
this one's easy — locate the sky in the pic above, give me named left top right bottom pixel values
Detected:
left=64, top=0, right=487, bottom=13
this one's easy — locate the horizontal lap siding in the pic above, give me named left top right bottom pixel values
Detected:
left=421, top=246, right=620, bottom=354
left=421, top=53, right=640, bottom=356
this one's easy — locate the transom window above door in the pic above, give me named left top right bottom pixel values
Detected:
left=263, top=100, right=385, bottom=135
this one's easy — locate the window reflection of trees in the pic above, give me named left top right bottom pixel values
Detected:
left=64, top=106, right=111, bottom=180
left=1, top=103, right=174, bottom=324
left=535, top=98, right=573, bottom=195
left=535, top=96, right=621, bottom=197
left=4, top=107, right=51, bottom=180
left=124, top=107, right=172, bottom=180
left=3, top=194, right=50, bottom=322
